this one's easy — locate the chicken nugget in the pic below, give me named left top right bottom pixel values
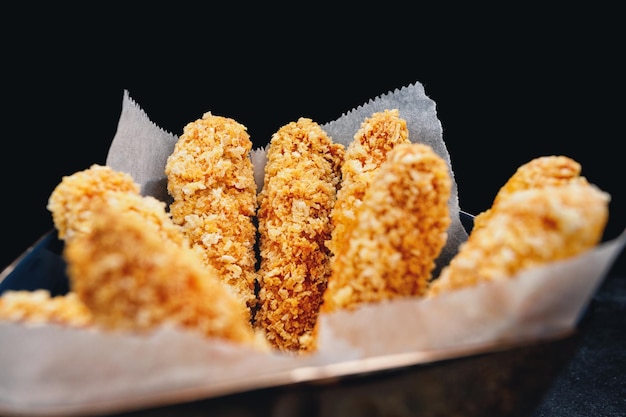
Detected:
left=0, top=290, right=93, bottom=328
left=473, top=155, right=587, bottom=230
left=255, top=118, right=344, bottom=352
left=165, top=112, right=258, bottom=317
left=328, top=109, right=411, bottom=256
left=63, top=202, right=267, bottom=349
left=428, top=182, right=610, bottom=296
left=322, top=143, right=451, bottom=311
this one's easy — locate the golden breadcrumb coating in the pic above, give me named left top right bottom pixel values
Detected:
left=0, top=290, right=93, bottom=327
left=255, top=118, right=345, bottom=353
left=473, top=155, right=587, bottom=230
left=165, top=112, right=258, bottom=317
left=322, top=143, right=452, bottom=311
left=47, top=164, right=187, bottom=248
left=98, top=191, right=189, bottom=247
left=47, top=164, right=141, bottom=241
left=428, top=182, right=610, bottom=296
left=64, top=203, right=267, bottom=349
left=328, top=109, right=411, bottom=256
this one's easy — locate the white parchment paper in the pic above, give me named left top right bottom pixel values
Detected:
left=1, top=83, right=625, bottom=417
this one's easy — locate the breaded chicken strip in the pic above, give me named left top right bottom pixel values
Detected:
left=428, top=182, right=610, bottom=296
left=473, top=155, right=587, bottom=230
left=63, top=203, right=267, bottom=349
left=47, top=164, right=141, bottom=242
left=322, top=143, right=451, bottom=311
left=328, top=109, right=411, bottom=256
left=11, top=165, right=188, bottom=330
left=47, top=164, right=187, bottom=247
left=255, top=118, right=344, bottom=352
left=0, top=290, right=93, bottom=328
left=165, top=112, right=258, bottom=317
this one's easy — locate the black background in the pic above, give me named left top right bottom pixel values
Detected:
left=2, top=6, right=624, bottom=276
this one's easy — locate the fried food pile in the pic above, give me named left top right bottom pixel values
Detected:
left=0, top=108, right=611, bottom=356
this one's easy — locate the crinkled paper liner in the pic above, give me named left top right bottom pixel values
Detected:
left=1, top=83, right=624, bottom=416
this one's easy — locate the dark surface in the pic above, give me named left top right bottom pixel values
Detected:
left=531, top=274, right=626, bottom=417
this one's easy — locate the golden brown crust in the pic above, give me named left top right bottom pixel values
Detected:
left=428, top=181, right=610, bottom=296
left=322, top=143, right=451, bottom=311
left=473, top=155, right=587, bottom=230
left=47, top=164, right=188, bottom=248
left=47, top=164, right=141, bottom=241
left=165, top=112, right=259, bottom=317
left=328, top=109, right=411, bottom=256
left=255, top=118, right=344, bottom=352
left=64, top=202, right=267, bottom=349
left=0, top=290, right=93, bottom=327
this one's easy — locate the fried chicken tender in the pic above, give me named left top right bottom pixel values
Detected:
left=255, top=118, right=345, bottom=353
left=428, top=182, right=610, bottom=296
left=328, top=109, right=411, bottom=256
left=6, top=164, right=188, bottom=330
left=322, top=143, right=452, bottom=311
left=165, top=112, right=258, bottom=317
left=47, top=164, right=141, bottom=241
left=64, top=203, right=267, bottom=349
left=473, top=155, right=587, bottom=230
left=0, top=290, right=93, bottom=327
left=47, top=164, right=187, bottom=247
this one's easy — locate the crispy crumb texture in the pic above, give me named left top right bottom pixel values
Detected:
left=328, top=109, right=411, bottom=256
left=47, top=164, right=188, bottom=247
left=323, top=143, right=451, bottom=311
left=165, top=112, right=258, bottom=317
left=473, top=155, right=587, bottom=230
left=47, top=164, right=141, bottom=241
left=0, top=290, right=93, bottom=327
left=4, top=109, right=613, bottom=359
left=255, top=117, right=345, bottom=352
left=429, top=177, right=610, bottom=296
left=64, top=203, right=267, bottom=349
